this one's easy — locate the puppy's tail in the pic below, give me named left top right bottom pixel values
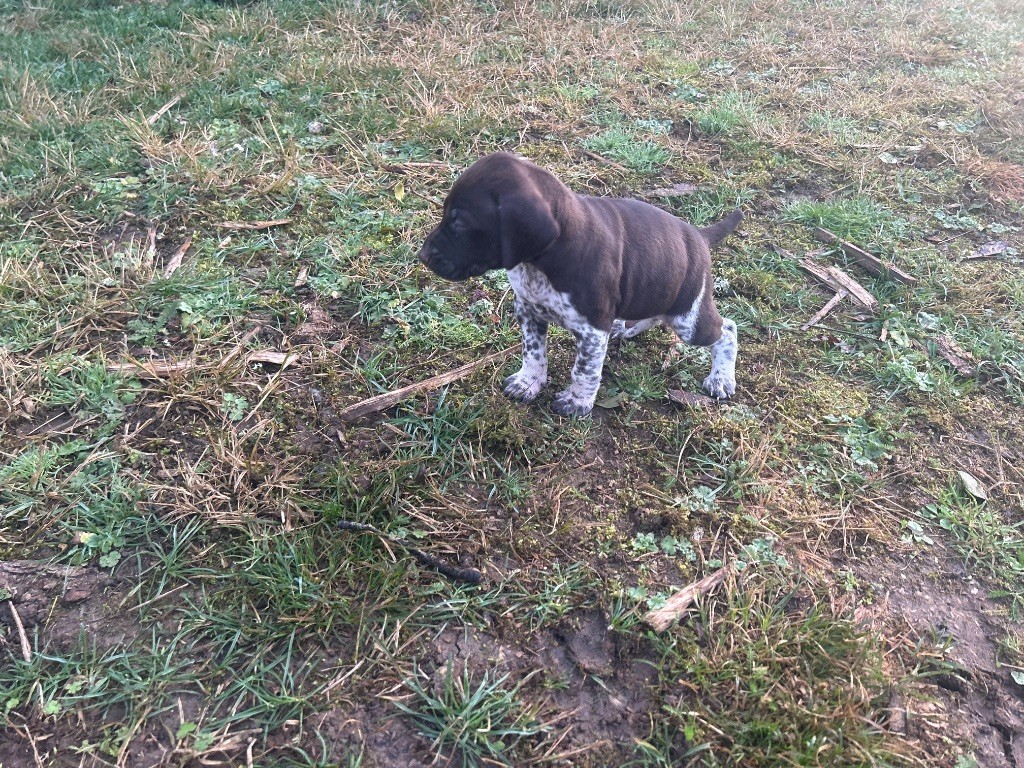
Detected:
left=698, top=208, right=743, bottom=248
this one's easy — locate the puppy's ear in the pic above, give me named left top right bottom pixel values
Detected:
left=498, top=190, right=560, bottom=269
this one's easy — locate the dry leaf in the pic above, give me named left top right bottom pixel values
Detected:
left=667, top=389, right=714, bottom=407
left=968, top=241, right=1010, bottom=259
left=958, top=470, right=988, bottom=501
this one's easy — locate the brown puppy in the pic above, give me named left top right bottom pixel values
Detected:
left=418, top=152, right=741, bottom=416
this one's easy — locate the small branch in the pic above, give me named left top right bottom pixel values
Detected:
left=642, top=565, right=730, bottom=632
left=801, top=289, right=849, bottom=330
left=146, top=93, right=183, bottom=125
left=214, top=218, right=292, bottom=231
left=338, top=345, right=520, bottom=422
left=5, top=596, right=31, bottom=663
left=813, top=227, right=918, bottom=286
left=799, top=258, right=878, bottom=312
left=337, top=520, right=483, bottom=585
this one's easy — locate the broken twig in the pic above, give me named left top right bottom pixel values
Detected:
left=799, top=258, right=879, bottom=312
left=337, top=520, right=483, bottom=585
left=813, top=227, right=918, bottom=286
left=214, top=219, right=292, bottom=231
left=801, top=289, right=849, bottom=330
left=146, top=93, right=183, bottom=125
left=338, top=345, right=521, bottom=422
left=643, top=565, right=730, bottom=632
left=4, top=596, right=31, bottom=664
left=933, top=335, right=977, bottom=377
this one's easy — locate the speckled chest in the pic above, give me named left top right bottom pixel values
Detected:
left=507, top=263, right=593, bottom=332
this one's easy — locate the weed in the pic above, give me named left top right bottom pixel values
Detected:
left=393, top=661, right=544, bottom=768
left=582, top=126, right=670, bottom=173
left=921, top=487, right=1024, bottom=611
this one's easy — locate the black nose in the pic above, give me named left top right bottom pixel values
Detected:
left=417, top=245, right=432, bottom=265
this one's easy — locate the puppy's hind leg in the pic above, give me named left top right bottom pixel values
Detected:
left=668, top=295, right=737, bottom=400
left=701, top=317, right=738, bottom=399
left=503, top=302, right=548, bottom=402
left=610, top=317, right=660, bottom=340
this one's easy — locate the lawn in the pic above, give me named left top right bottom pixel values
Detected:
left=1, top=0, right=1022, bottom=766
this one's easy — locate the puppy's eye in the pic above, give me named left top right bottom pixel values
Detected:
left=446, top=210, right=464, bottom=236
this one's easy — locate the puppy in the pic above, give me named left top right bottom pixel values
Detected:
left=418, top=152, right=741, bottom=416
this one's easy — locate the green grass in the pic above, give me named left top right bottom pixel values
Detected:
left=2, top=0, right=1024, bottom=765
left=393, top=661, right=545, bottom=768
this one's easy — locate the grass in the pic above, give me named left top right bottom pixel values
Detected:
left=392, top=661, right=545, bottom=768
left=1, top=0, right=1024, bottom=766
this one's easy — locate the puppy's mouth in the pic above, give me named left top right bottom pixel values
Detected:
left=418, top=247, right=488, bottom=282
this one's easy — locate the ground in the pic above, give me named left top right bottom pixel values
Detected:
left=0, top=0, right=1023, bottom=766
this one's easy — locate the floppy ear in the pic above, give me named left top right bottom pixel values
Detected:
left=498, top=189, right=560, bottom=269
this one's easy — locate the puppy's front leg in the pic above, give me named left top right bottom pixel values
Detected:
left=552, top=327, right=610, bottom=417
left=503, top=301, right=548, bottom=402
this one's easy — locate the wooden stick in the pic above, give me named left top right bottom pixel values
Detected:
left=643, top=565, right=730, bottom=632
left=146, top=93, right=183, bottom=125
left=813, top=227, right=918, bottom=286
left=799, top=258, right=878, bottom=312
left=4, top=597, right=31, bottom=663
left=337, top=520, right=483, bottom=585
left=214, top=219, right=292, bottom=231
left=338, top=345, right=520, bottom=422
left=801, top=289, right=849, bottom=330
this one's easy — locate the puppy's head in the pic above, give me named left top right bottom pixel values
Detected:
left=418, top=153, right=561, bottom=281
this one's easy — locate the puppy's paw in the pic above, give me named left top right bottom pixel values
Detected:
left=503, top=371, right=546, bottom=402
left=610, top=319, right=628, bottom=340
left=551, top=390, right=593, bottom=417
left=702, top=372, right=736, bottom=400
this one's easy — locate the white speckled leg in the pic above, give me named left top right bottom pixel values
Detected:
left=702, top=317, right=738, bottom=399
left=503, top=305, right=548, bottom=402
left=552, top=329, right=610, bottom=417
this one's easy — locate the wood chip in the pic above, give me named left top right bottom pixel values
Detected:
left=163, top=234, right=192, bottom=277
left=294, top=265, right=309, bottom=288
left=934, top=334, right=977, bottom=377
left=667, top=389, right=715, bottom=407
left=643, top=566, right=730, bottom=632
left=799, top=258, right=879, bottom=312
left=214, top=219, right=292, bottom=231
left=338, top=346, right=520, bottom=422
left=107, top=358, right=194, bottom=379
left=813, top=227, right=918, bottom=286
left=248, top=350, right=299, bottom=369
left=646, top=183, right=698, bottom=198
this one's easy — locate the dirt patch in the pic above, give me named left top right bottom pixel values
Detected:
left=857, top=554, right=1024, bottom=768
left=0, top=559, right=137, bottom=654
left=313, top=608, right=655, bottom=766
